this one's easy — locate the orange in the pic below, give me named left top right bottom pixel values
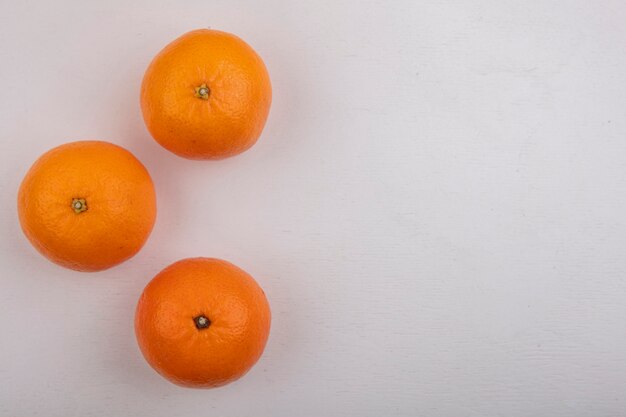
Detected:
left=134, top=258, right=271, bottom=388
left=17, top=141, right=156, bottom=272
left=140, top=29, right=272, bottom=160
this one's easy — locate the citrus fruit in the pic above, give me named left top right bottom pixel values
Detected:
left=134, top=257, right=271, bottom=388
left=17, top=141, right=156, bottom=272
left=140, top=29, right=272, bottom=160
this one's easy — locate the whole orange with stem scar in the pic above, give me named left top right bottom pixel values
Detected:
left=140, top=29, right=272, bottom=160
left=134, top=258, right=271, bottom=388
left=17, top=141, right=156, bottom=271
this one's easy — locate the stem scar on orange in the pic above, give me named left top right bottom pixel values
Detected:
left=140, top=29, right=272, bottom=160
left=134, top=258, right=271, bottom=388
left=17, top=141, right=157, bottom=272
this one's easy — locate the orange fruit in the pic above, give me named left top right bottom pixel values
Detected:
left=134, top=258, right=271, bottom=388
left=17, top=141, right=156, bottom=272
left=140, top=29, right=272, bottom=160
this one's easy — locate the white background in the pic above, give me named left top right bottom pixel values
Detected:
left=1, top=0, right=626, bottom=415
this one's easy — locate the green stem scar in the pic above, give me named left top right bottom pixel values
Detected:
left=194, top=83, right=210, bottom=100
left=71, top=198, right=87, bottom=214
left=193, top=315, right=211, bottom=330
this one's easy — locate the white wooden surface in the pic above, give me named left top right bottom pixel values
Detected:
left=1, top=1, right=626, bottom=415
